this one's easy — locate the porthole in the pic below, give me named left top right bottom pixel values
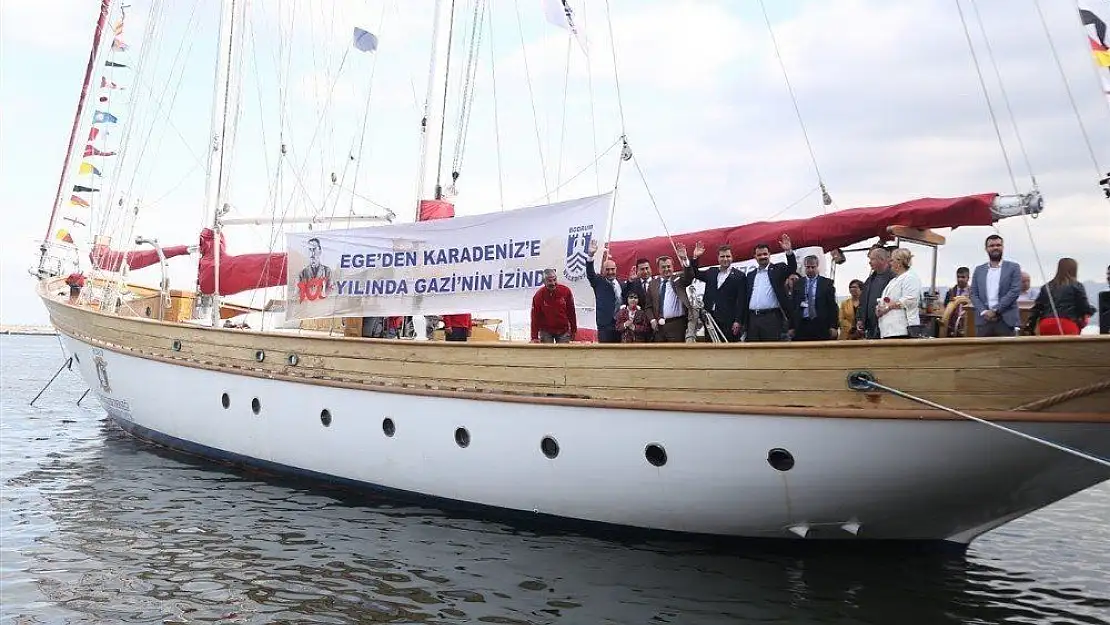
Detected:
left=767, top=448, right=795, bottom=472
left=541, top=436, right=559, bottom=459
left=320, top=409, right=332, bottom=427
left=645, top=443, right=667, bottom=467
left=221, top=393, right=230, bottom=409
left=172, top=340, right=182, bottom=352
left=255, top=350, right=266, bottom=362
left=382, top=418, right=395, bottom=437
left=144, top=306, right=152, bottom=317
left=251, top=397, right=261, bottom=415
left=287, top=353, right=299, bottom=366
left=454, top=427, right=470, bottom=448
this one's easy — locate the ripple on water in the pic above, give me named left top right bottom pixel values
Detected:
left=2, top=335, right=1109, bottom=624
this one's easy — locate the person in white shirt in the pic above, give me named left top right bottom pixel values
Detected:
left=876, top=248, right=922, bottom=339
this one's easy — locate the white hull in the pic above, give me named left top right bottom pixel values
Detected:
left=63, top=335, right=1110, bottom=545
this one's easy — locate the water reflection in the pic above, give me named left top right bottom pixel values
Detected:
left=5, top=418, right=1105, bottom=624
left=3, top=336, right=1108, bottom=625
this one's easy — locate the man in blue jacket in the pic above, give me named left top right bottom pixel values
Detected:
left=970, top=234, right=1023, bottom=337
left=585, top=239, right=624, bottom=343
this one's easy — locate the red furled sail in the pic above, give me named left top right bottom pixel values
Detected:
left=418, top=199, right=455, bottom=221
left=605, top=193, right=999, bottom=271
left=197, top=228, right=287, bottom=296
left=91, top=243, right=191, bottom=272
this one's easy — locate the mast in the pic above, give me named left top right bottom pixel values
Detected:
left=415, top=0, right=451, bottom=215
left=37, top=0, right=114, bottom=278
left=202, top=0, right=247, bottom=325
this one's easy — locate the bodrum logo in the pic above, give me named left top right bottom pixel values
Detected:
left=564, top=225, right=592, bottom=281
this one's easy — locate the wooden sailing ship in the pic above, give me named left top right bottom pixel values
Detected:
left=31, top=0, right=1110, bottom=547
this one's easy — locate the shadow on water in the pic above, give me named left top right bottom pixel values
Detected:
left=5, top=414, right=1105, bottom=625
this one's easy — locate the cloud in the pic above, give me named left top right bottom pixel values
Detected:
left=3, top=0, right=1109, bottom=326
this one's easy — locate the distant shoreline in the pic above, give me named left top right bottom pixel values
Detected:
left=0, top=325, right=57, bottom=336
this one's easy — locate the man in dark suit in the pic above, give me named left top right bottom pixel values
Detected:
left=647, top=253, right=695, bottom=342
left=739, top=234, right=796, bottom=342
left=684, top=241, right=746, bottom=341
left=856, top=245, right=895, bottom=339
left=584, top=239, right=623, bottom=343
left=969, top=234, right=1022, bottom=337
left=1099, top=264, right=1109, bottom=335
left=622, top=257, right=654, bottom=315
left=790, top=254, right=838, bottom=341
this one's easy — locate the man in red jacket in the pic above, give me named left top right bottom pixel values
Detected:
left=442, top=313, right=472, bottom=342
left=531, top=268, right=577, bottom=343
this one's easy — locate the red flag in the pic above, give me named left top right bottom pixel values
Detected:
left=84, top=145, right=116, bottom=157
left=69, top=195, right=90, bottom=207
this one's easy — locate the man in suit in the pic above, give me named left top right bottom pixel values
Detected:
left=584, top=239, right=623, bottom=343
left=856, top=246, right=895, bottom=340
left=739, top=234, right=796, bottom=342
left=1099, top=264, right=1109, bottom=335
left=623, top=258, right=654, bottom=316
left=684, top=241, right=747, bottom=341
left=647, top=252, right=695, bottom=342
left=969, top=234, right=1022, bottom=337
left=791, top=255, right=838, bottom=341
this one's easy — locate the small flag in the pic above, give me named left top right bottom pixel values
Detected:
left=100, top=77, right=121, bottom=89
left=69, top=195, right=90, bottom=207
left=84, top=145, right=116, bottom=157
left=105, top=60, right=127, bottom=68
left=112, top=38, right=129, bottom=52
left=56, top=229, right=74, bottom=244
left=353, top=27, right=378, bottom=52
left=542, top=0, right=579, bottom=34
left=73, top=185, right=100, bottom=193
left=88, top=127, right=100, bottom=141
left=64, top=216, right=88, bottom=227
left=79, top=162, right=102, bottom=176
left=92, top=111, right=118, bottom=124
left=113, top=19, right=124, bottom=36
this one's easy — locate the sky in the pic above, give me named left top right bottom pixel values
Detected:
left=1, top=0, right=1109, bottom=325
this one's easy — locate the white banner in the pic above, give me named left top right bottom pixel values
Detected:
left=285, top=193, right=612, bottom=320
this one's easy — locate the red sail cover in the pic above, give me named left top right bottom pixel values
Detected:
left=418, top=199, right=455, bottom=221
left=605, top=194, right=999, bottom=271
left=197, top=228, right=287, bottom=295
left=90, top=243, right=191, bottom=272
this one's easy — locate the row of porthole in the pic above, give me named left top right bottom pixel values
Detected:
left=216, top=392, right=795, bottom=471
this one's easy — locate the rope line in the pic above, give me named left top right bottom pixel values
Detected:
left=854, top=377, right=1110, bottom=469
left=1032, top=0, right=1108, bottom=189
left=513, top=0, right=551, bottom=202
left=757, top=0, right=827, bottom=203
left=955, top=0, right=1019, bottom=194
left=968, top=0, right=1038, bottom=189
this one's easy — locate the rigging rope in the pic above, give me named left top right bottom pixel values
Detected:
left=968, top=0, right=1038, bottom=189
left=434, top=0, right=459, bottom=198
left=955, top=0, right=1019, bottom=195
left=555, top=36, right=573, bottom=200
left=757, top=0, right=830, bottom=210
left=582, top=0, right=601, bottom=195
left=513, top=0, right=551, bottom=201
left=450, top=0, right=487, bottom=190
left=487, top=3, right=506, bottom=211
left=1032, top=0, right=1108, bottom=193
left=602, top=0, right=626, bottom=135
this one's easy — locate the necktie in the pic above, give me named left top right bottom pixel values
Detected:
left=660, top=279, right=668, bottom=311
left=807, top=278, right=816, bottom=319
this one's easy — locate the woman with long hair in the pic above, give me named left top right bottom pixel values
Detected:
left=1026, top=258, right=1096, bottom=335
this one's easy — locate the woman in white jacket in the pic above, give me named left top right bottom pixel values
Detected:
left=876, top=248, right=922, bottom=339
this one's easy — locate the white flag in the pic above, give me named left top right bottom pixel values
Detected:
left=542, top=0, right=578, bottom=34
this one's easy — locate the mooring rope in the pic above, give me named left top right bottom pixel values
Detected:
left=848, top=374, right=1110, bottom=469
